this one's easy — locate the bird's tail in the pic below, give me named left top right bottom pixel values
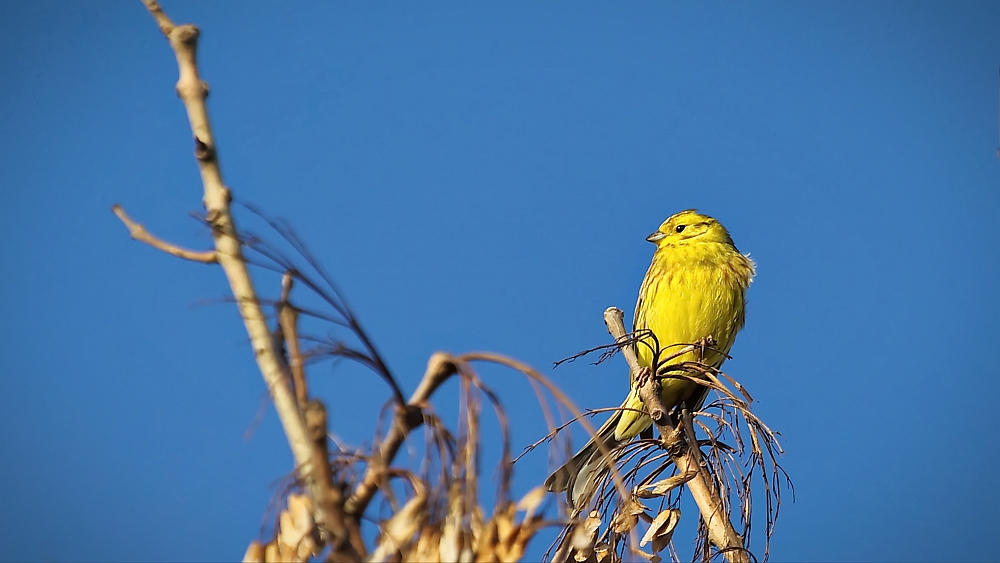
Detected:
left=544, top=383, right=708, bottom=510
left=544, top=408, right=625, bottom=510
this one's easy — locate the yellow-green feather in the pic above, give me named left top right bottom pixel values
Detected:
left=615, top=212, right=754, bottom=441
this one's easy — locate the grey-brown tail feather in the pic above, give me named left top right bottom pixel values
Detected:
left=544, top=410, right=624, bottom=510
left=543, top=387, right=709, bottom=510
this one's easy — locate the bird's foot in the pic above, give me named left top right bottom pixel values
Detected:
left=696, top=336, right=717, bottom=361
left=635, top=366, right=668, bottom=425
left=634, top=365, right=653, bottom=388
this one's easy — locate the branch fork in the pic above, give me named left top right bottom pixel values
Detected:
left=112, top=204, right=216, bottom=263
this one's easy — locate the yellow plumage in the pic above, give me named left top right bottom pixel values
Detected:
left=546, top=209, right=755, bottom=508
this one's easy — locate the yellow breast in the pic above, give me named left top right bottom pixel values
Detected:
left=613, top=240, right=753, bottom=441
left=634, top=241, right=753, bottom=371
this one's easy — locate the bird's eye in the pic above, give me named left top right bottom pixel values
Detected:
left=675, top=225, right=686, bottom=233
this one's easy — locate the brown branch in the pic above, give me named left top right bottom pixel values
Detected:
left=344, top=351, right=458, bottom=517
left=603, top=308, right=642, bottom=377
left=135, top=2, right=361, bottom=558
left=603, top=307, right=750, bottom=563
left=278, top=273, right=308, bottom=410
left=111, top=204, right=216, bottom=263
left=142, top=0, right=174, bottom=36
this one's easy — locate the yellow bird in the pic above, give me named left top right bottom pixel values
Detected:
left=545, top=209, right=755, bottom=508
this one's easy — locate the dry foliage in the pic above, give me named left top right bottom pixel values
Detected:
left=116, top=3, right=789, bottom=562
left=540, top=323, right=792, bottom=563
left=226, top=207, right=572, bottom=562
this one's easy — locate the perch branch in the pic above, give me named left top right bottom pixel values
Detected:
left=111, top=204, right=216, bottom=263
left=136, top=2, right=361, bottom=557
left=603, top=307, right=749, bottom=563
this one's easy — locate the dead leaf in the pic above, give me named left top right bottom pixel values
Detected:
left=242, top=540, right=264, bottom=563
left=369, top=492, right=428, bottom=562
left=516, top=486, right=547, bottom=522
left=594, top=542, right=611, bottom=562
left=639, top=508, right=681, bottom=553
left=571, top=510, right=602, bottom=562
left=610, top=499, right=646, bottom=534
left=263, top=541, right=279, bottom=563
left=411, top=526, right=442, bottom=562
left=635, top=471, right=696, bottom=498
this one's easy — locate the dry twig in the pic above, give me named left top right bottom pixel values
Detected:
left=112, top=204, right=216, bottom=263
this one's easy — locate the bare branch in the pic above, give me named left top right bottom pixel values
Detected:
left=140, top=0, right=174, bottom=36
left=135, top=2, right=361, bottom=557
left=277, top=273, right=308, bottom=410
left=602, top=307, right=642, bottom=376
left=345, top=351, right=458, bottom=517
left=111, top=204, right=216, bottom=263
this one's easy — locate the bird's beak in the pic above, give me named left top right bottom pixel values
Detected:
left=646, top=231, right=666, bottom=243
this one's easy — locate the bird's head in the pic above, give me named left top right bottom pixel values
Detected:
left=646, top=209, right=735, bottom=247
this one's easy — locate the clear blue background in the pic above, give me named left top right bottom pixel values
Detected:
left=2, top=2, right=998, bottom=561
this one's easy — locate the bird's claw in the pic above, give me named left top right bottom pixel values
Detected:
left=635, top=365, right=653, bottom=388
left=696, top=336, right=716, bottom=360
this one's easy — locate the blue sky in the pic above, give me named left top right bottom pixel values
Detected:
left=1, top=1, right=998, bottom=561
